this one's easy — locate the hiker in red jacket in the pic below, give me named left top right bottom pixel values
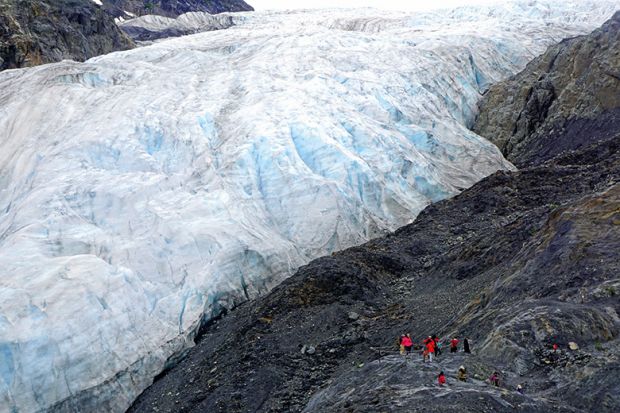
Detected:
left=450, top=337, right=459, bottom=353
left=425, top=336, right=436, bottom=362
left=402, top=334, right=413, bottom=355
left=438, top=371, right=446, bottom=386
left=422, top=336, right=431, bottom=361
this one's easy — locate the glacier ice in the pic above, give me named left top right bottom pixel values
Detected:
left=119, top=11, right=237, bottom=41
left=0, top=1, right=617, bottom=412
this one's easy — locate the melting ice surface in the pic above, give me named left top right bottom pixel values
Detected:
left=0, top=1, right=616, bottom=411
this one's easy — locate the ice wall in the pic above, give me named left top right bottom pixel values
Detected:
left=0, top=1, right=617, bottom=411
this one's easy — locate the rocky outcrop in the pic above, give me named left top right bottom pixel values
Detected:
left=474, top=11, right=620, bottom=167
left=127, top=13, right=620, bottom=413
left=102, top=0, right=254, bottom=19
left=0, top=0, right=134, bottom=71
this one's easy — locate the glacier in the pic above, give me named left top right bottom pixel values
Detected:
left=118, top=11, right=236, bottom=41
left=0, top=1, right=617, bottom=411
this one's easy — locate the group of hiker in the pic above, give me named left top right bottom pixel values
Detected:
left=436, top=365, right=469, bottom=386
left=398, top=334, right=471, bottom=360
left=437, top=366, right=507, bottom=390
left=398, top=334, right=517, bottom=391
left=395, top=335, right=571, bottom=393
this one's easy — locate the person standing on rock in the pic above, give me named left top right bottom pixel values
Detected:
left=425, top=336, right=436, bottom=362
left=399, top=334, right=406, bottom=355
left=438, top=371, right=446, bottom=386
left=433, top=335, right=442, bottom=357
left=450, top=337, right=459, bottom=353
left=457, top=366, right=467, bottom=382
left=489, top=371, right=500, bottom=387
left=402, top=334, right=413, bottom=356
left=422, top=336, right=430, bottom=362
left=463, top=337, right=471, bottom=354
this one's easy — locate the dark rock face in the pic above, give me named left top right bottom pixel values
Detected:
left=102, top=0, right=254, bottom=19
left=0, top=0, right=134, bottom=71
left=473, top=11, right=620, bottom=168
left=128, top=14, right=620, bottom=413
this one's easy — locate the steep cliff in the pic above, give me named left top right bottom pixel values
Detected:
left=474, top=11, right=620, bottom=167
left=0, top=0, right=134, bottom=71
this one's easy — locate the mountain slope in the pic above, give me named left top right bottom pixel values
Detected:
left=0, top=0, right=134, bottom=71
left=129, top=11, right=620, bottom=413
left=474, top=11, right=620, bottom=167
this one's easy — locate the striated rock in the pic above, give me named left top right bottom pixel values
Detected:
left=0, top=0, right=134, bottom=71
left=305, top=355, right=576, bottom=413
left=474, top=10, right=620, bottom=167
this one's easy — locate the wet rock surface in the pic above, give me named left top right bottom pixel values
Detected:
left=304, top=355, right=577, bottom=413
left=474, top=11, right=620, bottom=167
left=128, top=12, right=620, bottom=413
left=0, top=0, right=134, bottom=71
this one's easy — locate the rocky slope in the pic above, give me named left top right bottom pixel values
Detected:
left=0, top=0, right=134, bottom=71
left=102, top=0, right=254, bottom=19
left=128, top=13, right=620, bottom=413
left=474, top=11, right=620, bottom=167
